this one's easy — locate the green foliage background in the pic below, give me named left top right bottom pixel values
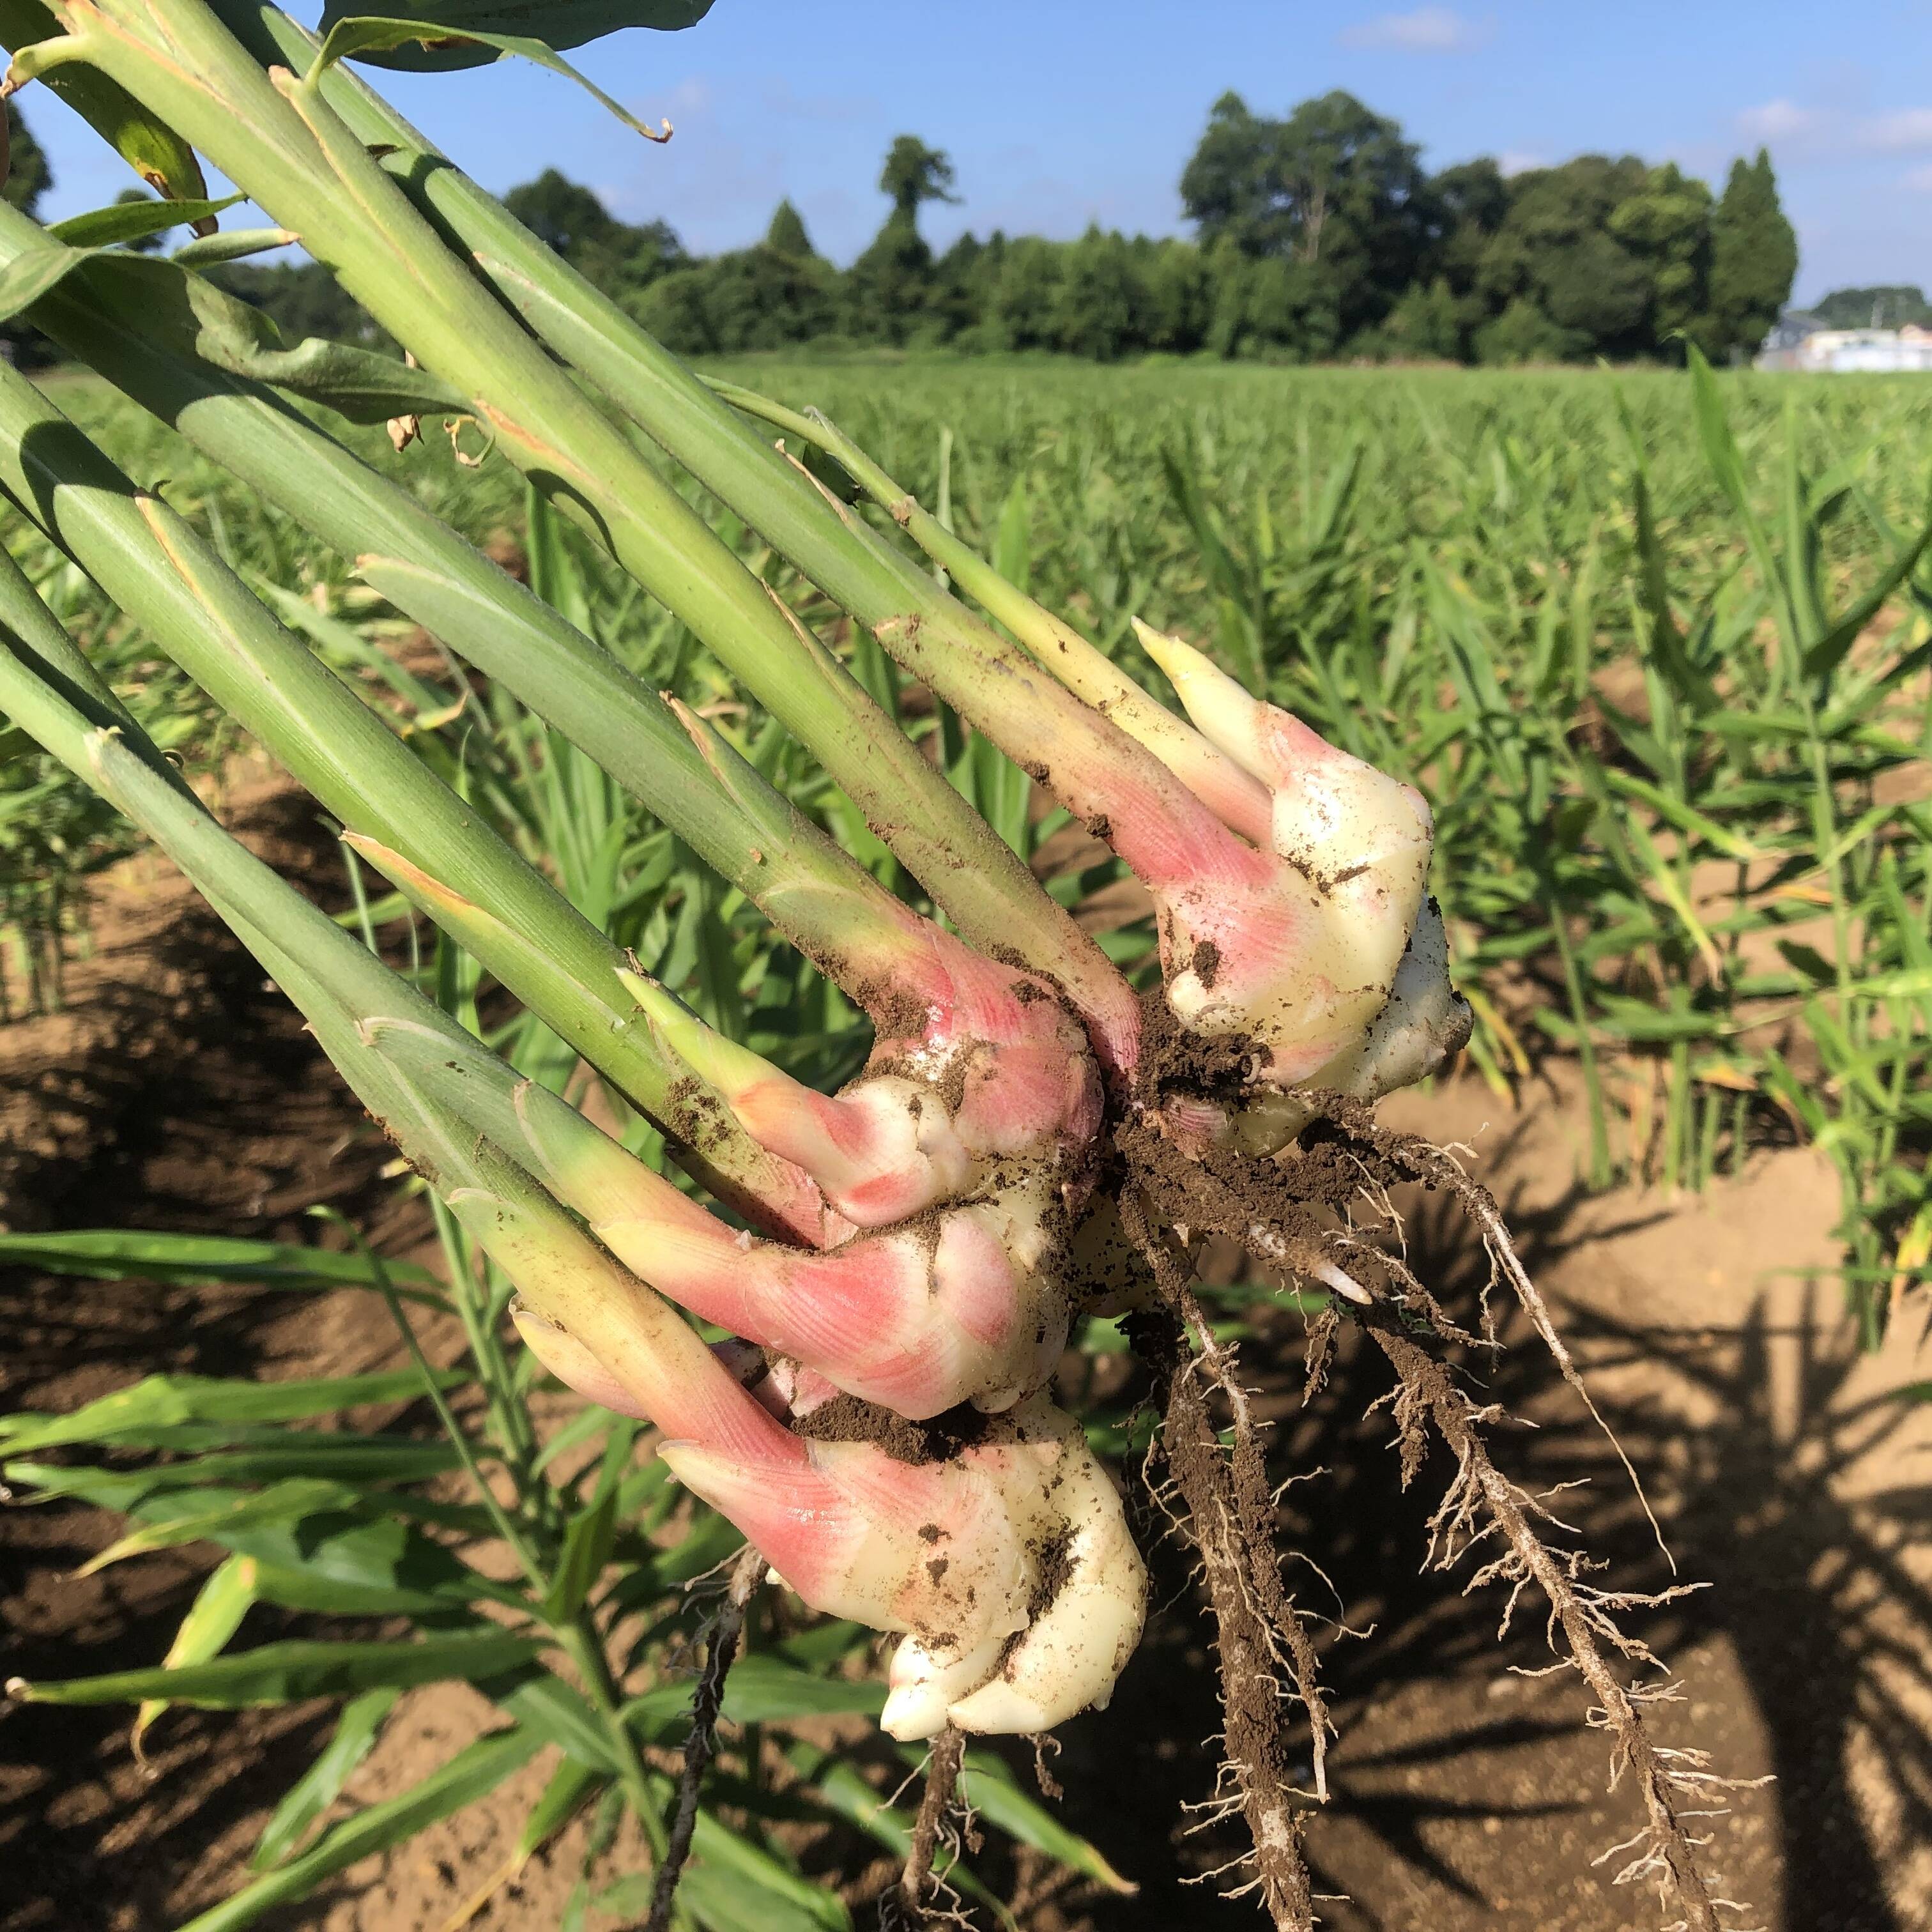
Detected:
left=202, top=88, right=1809, bottom=370
left=17, top=355, right=1932, bottom=1312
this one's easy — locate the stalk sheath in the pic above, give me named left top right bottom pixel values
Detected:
left=0, top=350, right=806, bottom=1225
left=0, top=210, right=967, bottom=1009
left=16, top=0, right=1128, bottom=1058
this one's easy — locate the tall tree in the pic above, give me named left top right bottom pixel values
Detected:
left=1050, top=227, right=1147, bottom=360
left=503, top=168, right=684, bottom=298
left=990, top=236, right=1066, bottom=351
left=849, top=136, right=958, bottom=342
left=764, top=199, right=815, bottom=258
left=1141, top=237, right=1211, bottom=353
left=1705, top=150, right=1798, bottom=360
left=1421, top=158, right=1508, bottom=351
left=1, top=102, right=52, bottom=367
left=1425, top=158, right=1507, bottom=284
left=878, top=135, right=958, bottom=223
left=1206, top=247, right=1338, bottom=361
left=930, top=231, right=988, bottom=341
left=1180, top=90, right=1427, bottom=337
left=1179, top=93, right=1276, bottom=252
left=1475, top=155, right=1655, bottom=359
left=504, top=167, right=621, bottom=257
left=695, top=243, right=838, bottom=351
left=1609, top=162, right=1715, bottom=351
left=1380, top=277, right=1462, bottom=360
left=2, top=99, right=50, bottom=218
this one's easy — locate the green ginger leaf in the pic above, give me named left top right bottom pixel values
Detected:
left=0, top=1227, right=442, bottom=1298
left=309, top=15, right=681, bottom=139
left=0, top=1367, right=462, bottom=1455
left=133, top=1553, right=259, bottom=1752
left=181, top=1727, right=539, bottom=1932
left=50, top=194, right=242, bottom=249
left=250, top=1687, right=400, bottom=1870
left=316, top=0, right=712, bottom=69
left=0, top=0, right=210, bottom=204
left=10, top=1628, right=547, bottom=1708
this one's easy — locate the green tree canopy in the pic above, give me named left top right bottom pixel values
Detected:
left=1180, top=89, right=1428, bottom=334
left=0, top=102, right=52, bottom=367
left=192, top=97, right=1808, bottom=373
left=878, top=135, right=958, bottom=222
left=1475, top=156, right=1657, bottom=356
left=990, top=235, right=1065, bottom=351
left=1808, top=284, right=1932, bottom=326
left=764, top=199, right=816, bottom=258
left=1609, top=162, right=1714, bottom=346
left=1179, top=93, right=1276, bottom=251
left=1704, top=150, right=1798, bottom=358
left=504, top=167, right=622, bottom=256
left=1049, top=226, right=1147, bottom=360
left=3, top=100, right=51, bottom=218
left=1810, top=284, right=1930, bottom=329
left=503, top=168, right=684, bottom=297
left=847, top=137, right=960, bottom=342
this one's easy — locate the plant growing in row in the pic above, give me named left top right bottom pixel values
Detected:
left=0, top=3, right=1797, bottom=1926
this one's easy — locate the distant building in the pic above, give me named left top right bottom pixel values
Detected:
left=1757, top=320, right=1932, bottom=372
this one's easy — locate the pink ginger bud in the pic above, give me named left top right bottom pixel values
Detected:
left=367, top=1014, right=1083, bottom=1416
left=1130, top=622, right=1435, bottom=1090
left=658, top=1434, right=1030, bottom=1646
left=662, top=1393, right=1147, bottom=1740
left=977, top=613, right=1443, bottom=1110
left=624, top=933, right=1101, bottom=1232
left=1226, top=896, right=1473, bottom=1153
left=590, top=1165, right=1072, bottom=1419
left=878, top=1395, right=1147, bottom=1738
left=469, top=1189, right=1142, bottom=1733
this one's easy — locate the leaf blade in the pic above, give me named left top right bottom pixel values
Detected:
left=10, top=1629, right=548, bottom=1709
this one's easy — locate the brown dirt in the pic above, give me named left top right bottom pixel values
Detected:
left=5, top=785, right=1930, bottom=1930
left=1043, top=1071, right=1932, bottom=1932
left=789, top=1390, right=993, bottom=1466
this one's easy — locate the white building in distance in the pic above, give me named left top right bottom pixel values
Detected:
left=1757, top=322, right=1932, bottom=372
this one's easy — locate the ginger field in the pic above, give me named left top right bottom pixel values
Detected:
left=16, top=358, right=1932, bottom=1320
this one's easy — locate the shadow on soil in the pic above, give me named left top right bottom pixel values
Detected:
left=5, top=818, right=1928, bottom=1929
left=1017, top=1149, right=1932, bottom=1932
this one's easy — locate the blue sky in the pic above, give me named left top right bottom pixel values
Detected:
left=20, top=1, right=1932, bottom=303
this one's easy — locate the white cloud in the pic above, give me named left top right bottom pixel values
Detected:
left=1860, top=107, right=1932, bottom=153
left=1338, top=8, right=1488, bottom=54
left=1906, top=162, right=1932, bottom=192
left=1732, top=98, right=1932, bottom=169
left=1736, top=98, right=1822, bottom=144
left=1496, top=150, right=1547, bottom=176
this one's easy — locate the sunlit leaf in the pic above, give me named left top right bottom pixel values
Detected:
left=132, top=1553, right=259, bottom=1752
left=12, top=1628, right=547, bottom=1708
left=316, top=0, right=712, bottom=69
left=180, top=1728, right=539, bottom=1932
left=0, top=1367, right=461, bottom=1455
left=50, top=194, right=243, bottom=249
left=250, top=1687, right=401, bottom=1870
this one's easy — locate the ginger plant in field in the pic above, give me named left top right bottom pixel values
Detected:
left=0, top=3, right=1754, bottom=1926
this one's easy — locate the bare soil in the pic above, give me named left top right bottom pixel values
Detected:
left=4, top=765, right=1929, bottom=1931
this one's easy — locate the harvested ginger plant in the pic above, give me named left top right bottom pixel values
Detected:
left=0, top=4, right=1755, bottom=1926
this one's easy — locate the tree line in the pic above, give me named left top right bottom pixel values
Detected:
left=1804, top=285, right=1930, bottom=330
left=494, top=92, right=1800, bottom=365
left=9, top=90, right=1810, bottom=368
